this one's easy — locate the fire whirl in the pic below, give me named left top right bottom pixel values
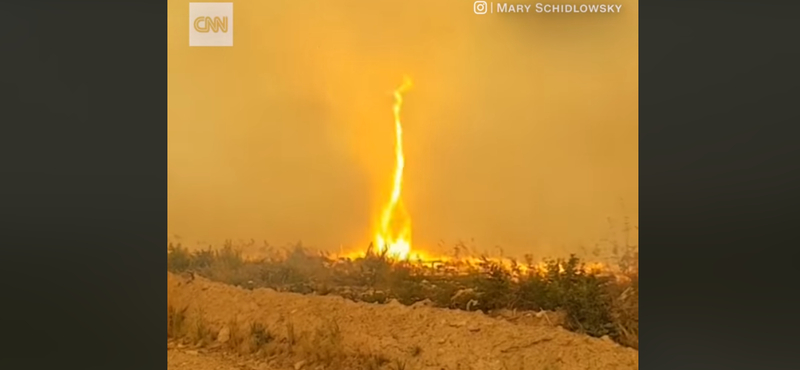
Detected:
left=374, top=77, right=414, bottom=260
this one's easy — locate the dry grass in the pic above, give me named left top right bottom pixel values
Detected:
left=167, top=272, right=177, bottom=336
left=610, top=272, right=638, bottom=349
left=167, top=304, right=187, bottom=339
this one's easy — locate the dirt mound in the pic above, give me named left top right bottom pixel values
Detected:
left=168, top=272, right=638, bottom=370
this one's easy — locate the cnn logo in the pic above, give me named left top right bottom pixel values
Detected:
left=194, top=16, right=228, bottom=33
left=189, top=3, right=233, bottom=47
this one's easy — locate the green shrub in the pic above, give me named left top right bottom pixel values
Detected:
left=167, top=243, right=191, bottom=272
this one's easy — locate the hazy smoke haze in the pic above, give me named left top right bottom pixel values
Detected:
left=168, top=0, right=638, bottom=257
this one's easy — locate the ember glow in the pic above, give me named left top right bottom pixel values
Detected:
left=374, top=77, right=414, bottom=260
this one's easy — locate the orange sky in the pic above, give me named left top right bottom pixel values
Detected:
left=168, top=0, right=638, bottom=258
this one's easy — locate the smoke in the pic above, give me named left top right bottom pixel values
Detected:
left=168, top=0, right=638, bottom=257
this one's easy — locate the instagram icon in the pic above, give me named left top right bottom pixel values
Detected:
left=474, top=1, right=488, bottom=14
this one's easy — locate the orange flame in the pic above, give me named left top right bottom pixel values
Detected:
left=374, top=77, right=414, bottom=260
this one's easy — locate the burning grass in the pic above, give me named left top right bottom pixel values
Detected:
left=167, top=241, right=638, bottom=349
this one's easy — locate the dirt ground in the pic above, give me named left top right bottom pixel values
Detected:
left=168, top=272, right=638, bottom=370
left=168, top=347, right=257, bottom=370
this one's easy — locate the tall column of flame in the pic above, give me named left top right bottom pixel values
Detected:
left=374, top=77, right=413, bottom=260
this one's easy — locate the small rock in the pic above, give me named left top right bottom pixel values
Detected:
left=185, top=350, right=198, bottom=356
left=294, top=360, right=307, bottom=370
left=411, top=299, right=433, bottom=308
left=600, top=335, right=612, bottom=342
left=468, top=325, right=481, bottom=332
left=437, top=337, right=447, bottom=344
left=217, top=327, right=231, bottom=343
left=452, top=288, right=476, bottom=300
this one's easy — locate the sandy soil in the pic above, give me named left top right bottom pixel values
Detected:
left=168, top=272, right=638, bottom=370
left=168, top=345, right=282, bottom=370
left=169, top=347, right=245, bottom=370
